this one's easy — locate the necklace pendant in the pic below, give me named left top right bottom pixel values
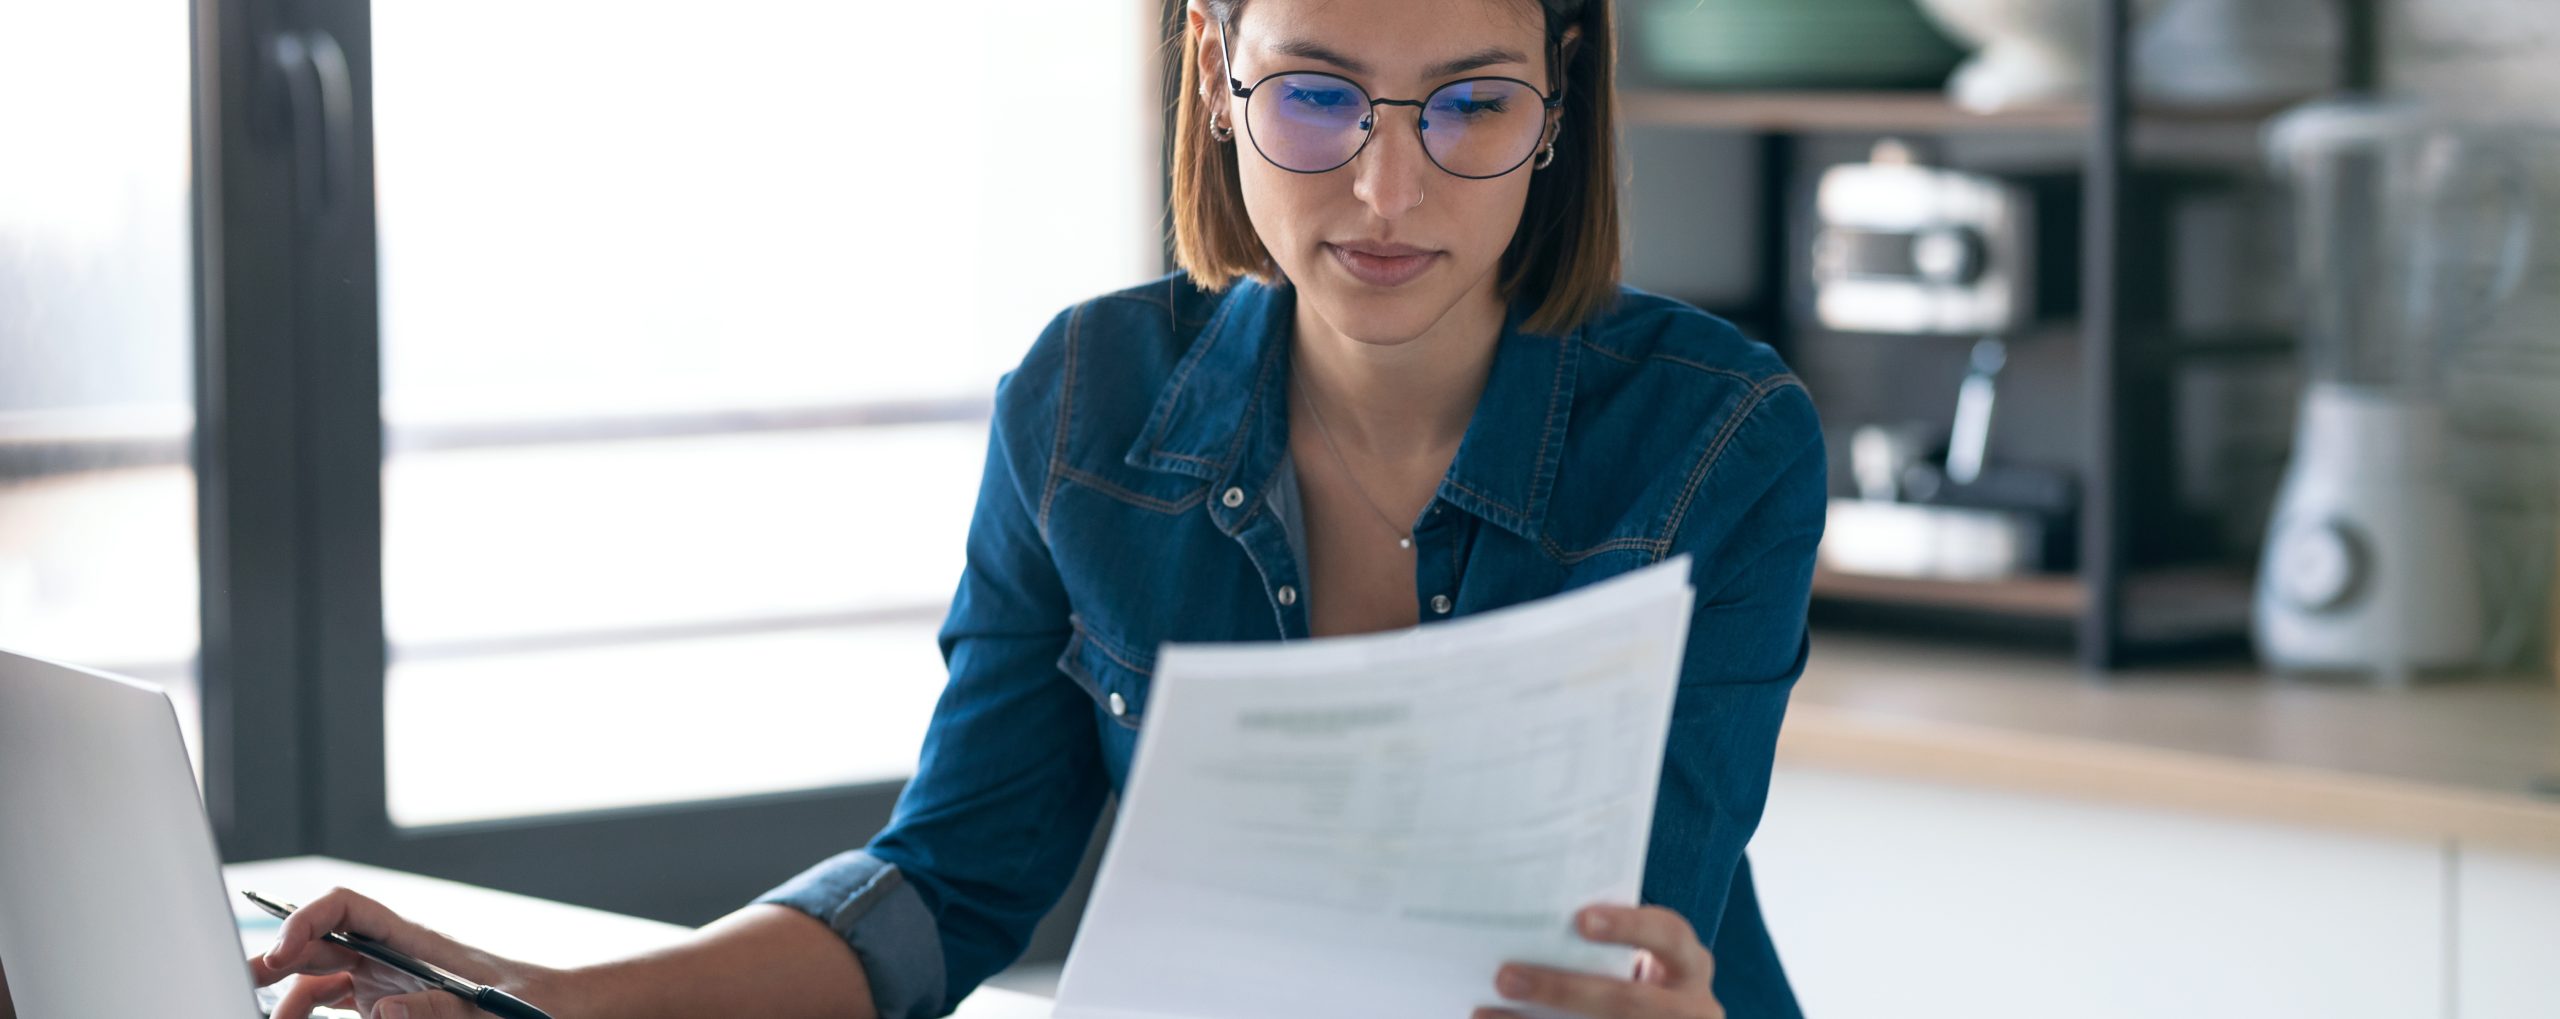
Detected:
left=1399, top=537, right=1412, bottom=549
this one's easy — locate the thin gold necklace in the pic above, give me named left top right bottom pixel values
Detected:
left=1296, top=382, right=1415, bottom=550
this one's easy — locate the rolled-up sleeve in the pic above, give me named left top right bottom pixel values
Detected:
left=753, top=325, right=1110, bottom=1018
left=754, top=850, right=949, bottom=1018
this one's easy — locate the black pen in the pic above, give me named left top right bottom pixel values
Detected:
left=243, top=890, right=555, bottom=1019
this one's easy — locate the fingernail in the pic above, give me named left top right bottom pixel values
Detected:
left=1497, top=967, right=1531, bottom=997
left=263, top=936, right=285, bottom=964
left=1581, top=910, right=1611, bottom=937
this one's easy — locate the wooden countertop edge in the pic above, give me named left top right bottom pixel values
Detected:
left=1775, top=703, right=2560, bottom=857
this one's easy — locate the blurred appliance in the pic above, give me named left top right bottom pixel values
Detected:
left=2255, top=101, right=2540, bottom=679
left=1630, top=0, right=1961, bottom=89
left=1812, top=140, right=2032, bottom=336
left=1915, top=0, right=2168, bottom=112
left=1813, top=142, right=2079, bottom=583
left=2134, top=0, right=2341, bottom=109
left=1825, top=408, right=2078, bottom=581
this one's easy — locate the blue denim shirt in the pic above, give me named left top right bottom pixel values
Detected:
left=757, top=272, right=1827, bottom=1018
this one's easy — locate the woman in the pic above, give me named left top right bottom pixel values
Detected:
left=255, top=0, right=1825, bottom=1016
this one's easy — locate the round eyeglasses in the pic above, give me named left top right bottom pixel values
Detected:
left=1217, top=20, right=1564, bottom=179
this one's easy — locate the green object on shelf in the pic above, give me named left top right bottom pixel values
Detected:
left=1631, top=0, right=1965, bottom=89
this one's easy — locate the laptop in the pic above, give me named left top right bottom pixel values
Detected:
left=0, top=647, right=273, bottom=1017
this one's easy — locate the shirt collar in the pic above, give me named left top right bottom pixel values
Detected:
left=1125, top=277, right=1578, bottom=542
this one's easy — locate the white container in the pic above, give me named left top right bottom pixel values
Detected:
left=1915, top=0, right=2169, bottom=112
left=2135, top=0, right=2341, bottom=108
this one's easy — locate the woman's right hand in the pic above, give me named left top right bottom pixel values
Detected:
left=247, top=887, right=579, bottom=1019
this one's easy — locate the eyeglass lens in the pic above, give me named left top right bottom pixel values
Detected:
left=1243, top=72, right=1545, bottom=178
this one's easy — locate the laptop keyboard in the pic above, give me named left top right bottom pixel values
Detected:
left=252, top=982, right=360, bottom=1018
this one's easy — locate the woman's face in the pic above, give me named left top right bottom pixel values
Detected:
left=1195, top=0, right=1564, bottom=347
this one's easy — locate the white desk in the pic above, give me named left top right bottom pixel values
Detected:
left=222, top=857, right=1054, bottom=1018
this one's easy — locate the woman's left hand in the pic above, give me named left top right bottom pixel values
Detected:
left=1477, top=904, right=1723, bottom=1019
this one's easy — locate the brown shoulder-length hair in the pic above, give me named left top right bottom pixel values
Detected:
left=1169, top=0, right=1622, bottom=337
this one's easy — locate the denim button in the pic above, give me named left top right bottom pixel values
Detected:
left=1107, top=691, right=1127, bottom=717
left=1277, top=585, right=1299, bottom=606
left=1221, top=486, right=1246, bottom=508
left=1430, top=594, right=1452, bottom=614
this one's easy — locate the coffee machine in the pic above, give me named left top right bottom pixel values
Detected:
left=1810, top=140, right=2080, bottom=582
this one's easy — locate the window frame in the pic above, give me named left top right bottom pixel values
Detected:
left=188, top=0, right=1139, bottom=952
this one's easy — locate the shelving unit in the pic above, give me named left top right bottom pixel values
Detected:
left=1808, top=568, right=2087, bottom=620
left=1620, top=87, right=2276, bottom=164
left=1622, top=0, right=2378, bottom=669
left=1621, top=89, right=2090, bottom=133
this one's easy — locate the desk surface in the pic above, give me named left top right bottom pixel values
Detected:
left=206, top=641, right=2560, bottom=1018
left=222, top=857, right=1055, bottom=1019
left=1785, top=632, right=2560, bottom=854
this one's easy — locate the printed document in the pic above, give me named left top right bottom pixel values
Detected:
left=1051, top=556, right=1696, bottom=1019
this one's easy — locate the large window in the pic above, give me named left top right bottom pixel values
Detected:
left=0, top=0, right=200, bottom=773
left=7, top=0, right=1174, bottom=930
left=365, top=1, right=1165, bottom=827
left=364, top=0, right=1159, bottom=854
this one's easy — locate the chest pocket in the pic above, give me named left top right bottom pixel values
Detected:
left=1058, top=615, right=1154, bottom=731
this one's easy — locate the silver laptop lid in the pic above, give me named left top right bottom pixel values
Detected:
left=0, top=648, right=261, bottom=1017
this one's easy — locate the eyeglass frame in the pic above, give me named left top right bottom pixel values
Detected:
left=1214, top=14, right=1567, bottom=180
